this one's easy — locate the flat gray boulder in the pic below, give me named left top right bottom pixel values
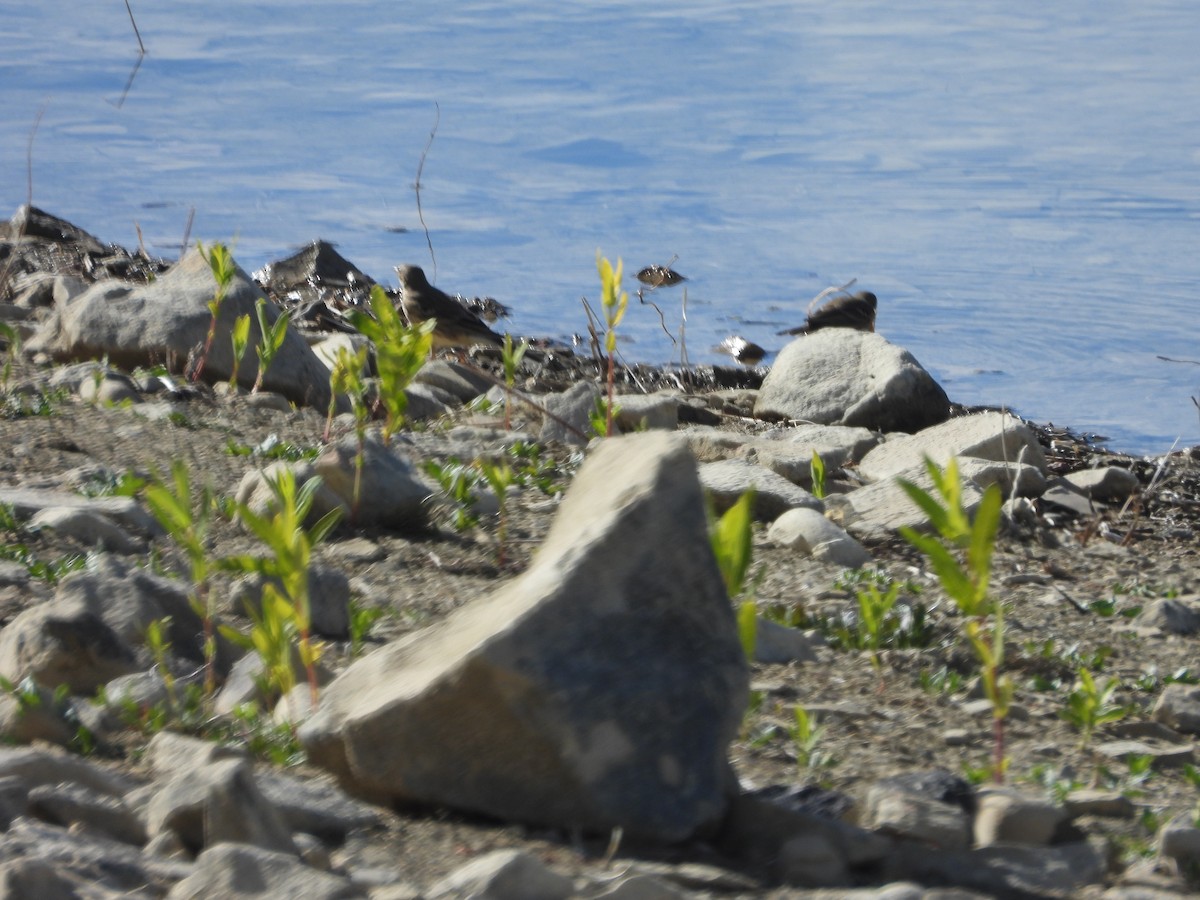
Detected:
left=25, top=248, right=333, bottom=409
left=699, top=458, right=823, bottom=520
left=755, top=331, right=949, bottom=433
left=300, top=432, right=748, bottom=842
left=858, top=411, right=1047, bottom=483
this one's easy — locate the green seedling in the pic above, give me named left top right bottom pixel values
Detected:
left=77, top=468, right=146, bottom=498
left=501, top=333, right=529, bottom=431
left=193, top=241, right=237, bottom=383
left=1061, top=667, right=1127, bottom=747
left=224, top=703, right=305, bottom=766
left=708, top=490, right=762, bottom=661
left=1028, top=763, right=1085, bottom=805
left=252, top=297, right=291, bottom=394
left=326, top=345, right=371, bottom=519
left=899, top=456, right=1009, bottom=782
left=229, top=311, right=251, bottom=389
left=0, top=322, right=19, bottom=391
left=507, top=440, right=565, bottom=495
left=790, top=704, right=834, bottom=774
left=596, top=252, right=629, bottom=438
left=225, top=436, right=319, bottom=462
left=348, top=599, right=385, bottom=659
left=347, top=285, right=435, bottom=445
left=478, top=458, right=517, bottom=565
left=143, top=616, right=177, bottom=710
left=225, top=468, right=343, bottom=709
left=143, top=460, right=220, bottom=696
left=223, top=583, right=301, bottom=709
left=589, top=396, right=616, bottom=438
left=810, top=450, right=827, bottom=500
left=918, top=665, right=966, bottom=696
left=423, top=458, right=483, bottom=531
left=855, top=581, right=900, bottom=680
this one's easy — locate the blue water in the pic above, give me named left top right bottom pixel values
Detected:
left=3, top=1, right=1198, bottom=453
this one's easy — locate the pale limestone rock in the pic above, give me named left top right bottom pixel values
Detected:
left=755, top=331, right=949, bottom=433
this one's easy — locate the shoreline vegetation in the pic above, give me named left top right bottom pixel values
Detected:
left=0, top=204, right=1198, bottom=896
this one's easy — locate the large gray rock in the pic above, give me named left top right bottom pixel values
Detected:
left=236, top=440, right=432, bottom=533
left=300, top=433, right=749, bottom=842
left=857, top=411, right=1048, bottom=483
left=0, top=594, right=139, bottom=693
left=146, top=758, right=295, bottom=854
left=24, top=248, right=333, bottom=408
left=755, top=331, right=949, bottom=433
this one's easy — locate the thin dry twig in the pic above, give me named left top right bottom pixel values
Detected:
left=679, top=286, right=689, bottom=388
left=26, top=105, right=45, bottom=210
left=414, top=103, right=440, bottom=281
left=0, top=108, right=45, bottom=302
left=1116, top=438, right=1180, bottom=545
left=454, top=357, right=590, bottom=443
left=179, top=207, right=195, bottom=259
left=123, top=0, right=146, bottom=55
left=580, top=297, right=604, bottom=369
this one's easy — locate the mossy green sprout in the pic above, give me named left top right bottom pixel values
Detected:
left=1061, top=667, right=1128, bottom=747
left=194, top=241, right=237, bottom=383
left=500, top=333, right=529, bottom=431
left=229, top=312, right=251, bottom=390
left=809, top=450, right=827, bottom=500
left=326, top=345, right=371, bottom=520
left=478, top=458, right=517, bottom=566
left=252, top=297, right=291, bottom=394
left=143, top=460, right=220, bottom=697
left=709, top=490, right=758, bottom=661
left=225, top=468, right=343, bottom=711
left=596, top=252, right=629, bottom=438
left=899, top=456, right=1010, bottom=781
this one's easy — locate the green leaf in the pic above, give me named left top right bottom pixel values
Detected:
left=737, top=599, right=758, bottom=661
left=711, top=491, right=755, bottom=598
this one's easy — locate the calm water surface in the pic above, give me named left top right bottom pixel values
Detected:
left=3, top=1, right=1198, bottom=452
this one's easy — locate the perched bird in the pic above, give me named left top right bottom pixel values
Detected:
left=715, top=336, right=769, bottom=367
left=394, top=264, right=504, bottom=349
left=636, top=265, right=687, bottom=288
left=778, top=290, right=877, bottom=336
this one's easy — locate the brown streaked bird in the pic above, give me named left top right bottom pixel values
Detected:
left=394, top=264, right=505, bottom=349
left=777, top=290, right=877, bottom=336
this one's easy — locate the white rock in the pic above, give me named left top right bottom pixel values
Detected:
left=767, top=507, right=873, bottom=568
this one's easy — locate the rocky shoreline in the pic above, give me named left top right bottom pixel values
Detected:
left=0, top=205, right=1197, bottom=898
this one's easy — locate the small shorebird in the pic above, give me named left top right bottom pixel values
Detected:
left=715, top=336, right=769, bottom=367
left=394, top=264, right=504, bottom=349
left=778, top=290, right=877, bottom=336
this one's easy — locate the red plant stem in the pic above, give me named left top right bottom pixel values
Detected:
left=993, top=714, right=1006, bottom=783
left=301, top=628, right=319, bottom=710
left=605, top=352, right=616, bottom=436
left=192, top=315, right=219, bottom=382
